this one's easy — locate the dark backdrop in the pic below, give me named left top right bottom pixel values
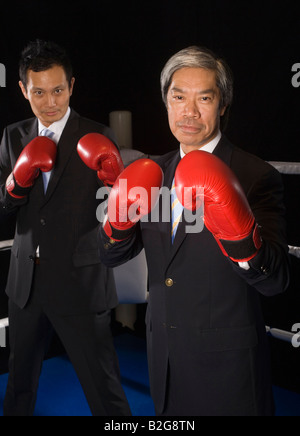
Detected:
left=0, top=0, right=299, bottom=390
left=1, top=0, right=300, bottom=161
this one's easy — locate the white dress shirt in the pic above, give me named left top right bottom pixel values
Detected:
left=180, top=130, right=222, bottom=158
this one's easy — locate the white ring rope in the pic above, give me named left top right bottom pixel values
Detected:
left=0, top=318, right=8, bottom=328
left=269, top=161, right=300, bottom=174
left=0, top=239, right=13, bottom=251
left=289, top=245, right=300, bottom=258
left=265, top=326, right=296, bottom=344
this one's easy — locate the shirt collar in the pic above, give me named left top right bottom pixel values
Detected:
left=180, top=130, right=222, bottom=159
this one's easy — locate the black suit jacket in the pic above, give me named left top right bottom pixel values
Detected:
left=99, top=135, right=290, bottom=416
left=0, top=109, right=118, bottom=315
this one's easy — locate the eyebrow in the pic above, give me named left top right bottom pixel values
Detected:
left=32, top=84, right=65, bottom=91
left=171, top=87, right=215, bottom=95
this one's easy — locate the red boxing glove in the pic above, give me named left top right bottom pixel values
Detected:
left=77, top=133, right=124, bottom=187
left=6, top=136, right=57, bottom=199
left=175, top=150, right=262, bottom=262
left=104, top=159, right=163, bottom=241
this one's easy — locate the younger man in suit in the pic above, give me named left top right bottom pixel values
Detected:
left=0, top=39, right=131, bottom=416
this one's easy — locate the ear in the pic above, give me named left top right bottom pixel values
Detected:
left=220, top=106, right=227, bottom=117
left=69, top=77, right=75, bottom=96
left=19, top=81, right=29, bottom=100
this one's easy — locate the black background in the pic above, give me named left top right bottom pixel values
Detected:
left=0, top=0, right=300, bottom=161
left=0, top=0, right=300, bottom=392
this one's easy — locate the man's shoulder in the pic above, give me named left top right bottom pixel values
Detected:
left=224, top=138, right=282, bottom=192
left=76, top=114, right=106, bottom=130
left=72, top=110, right=116, bottom=143
left=152, top=149, right=179, bottom=167
left=220, top=135, right=277, bottom=176
left=4, top=117, right=36, bottom=134
left=232, top=143, right=278, bottom=177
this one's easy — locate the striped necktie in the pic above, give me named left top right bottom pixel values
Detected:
left=40, top=128, right=55, bottom=193
left=171, top=178, right=184, bottom=243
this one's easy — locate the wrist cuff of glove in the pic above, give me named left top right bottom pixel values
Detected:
left=103, top=218, right=136, bottom=242
left=6, top=173, right=32, bottom=199
left=219, top=223, right=262, bottom=262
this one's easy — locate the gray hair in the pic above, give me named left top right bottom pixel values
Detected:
left=160, top=46, right=233, bottom=127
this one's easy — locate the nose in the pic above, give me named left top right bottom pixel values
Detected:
left=183, top=99, right=200, bottom=118
left=46, top=92, right=57, bottom=107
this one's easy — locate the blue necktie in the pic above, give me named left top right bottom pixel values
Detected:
left=171, top=178, right=184, bottom=243
left=40, top=128, right=55, bottom=193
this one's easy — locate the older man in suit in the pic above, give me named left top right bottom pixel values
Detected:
left=99, top=46, right=290, bottom=416
left=0, top=40, right=131, bottom=416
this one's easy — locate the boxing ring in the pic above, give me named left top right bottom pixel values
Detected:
left=0, top=159, right=299, bottom=346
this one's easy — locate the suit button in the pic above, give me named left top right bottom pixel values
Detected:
left=165, top=278, right=174, bottom=287
left=40, top=218, right=46, bottom=226
left=260, top=265, right=269, bottom=275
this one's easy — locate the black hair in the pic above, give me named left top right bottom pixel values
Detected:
left=19, top=39, right=73, bottom=89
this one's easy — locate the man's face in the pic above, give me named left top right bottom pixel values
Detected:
left=19, top=65, right=75, bottom=127
left=166, top=67, right=226, bottom=154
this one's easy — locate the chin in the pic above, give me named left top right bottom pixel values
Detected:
left=42, top=115, right=61, bottom=125
left=179, top=135, right=206, bottom=146
left=182, top=141, right=205, bottom=149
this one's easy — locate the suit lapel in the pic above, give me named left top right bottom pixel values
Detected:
left=20, top=118, right=38, bottom=148
left=19, top=112, right=81, bottom=204
left=213, top=135, right=234, bottom=167
left=165, top=135, right=234, bottom=268
left=42, top=110, right=80, bottom=203
left=158, top=151, right=188, bottom=267
left=168, top=200, right=191, bottom=270
left=152, top=151, right=180, bottom=263
left=19, top=118, right=46, bottom=200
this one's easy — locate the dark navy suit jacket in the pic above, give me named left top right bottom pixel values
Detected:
left=0, top=109, right=118, bottom=315
left=99, top=135, right=290, bottom=416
